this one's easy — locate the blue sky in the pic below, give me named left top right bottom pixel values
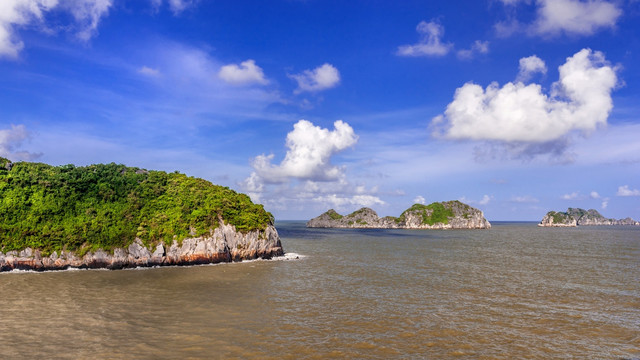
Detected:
left=1, top=0, right=639, bottom=221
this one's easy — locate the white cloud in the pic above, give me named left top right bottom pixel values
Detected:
left=138, top=65, right=160, bottom=77
left=617, top=185, right=640, bottom=197
left=168, top=0, right=193, bottom=14
left=0, top=124, right=41, bottom=161
left=533, top=0, right=621, bottom=36
left=601, top=197, right=609, bottom=209
left=413, top=195, right=426, bottom=204
left=457, top=40, right=489, bottom=60
left=517, top=55, right=547, bottom=82
left=218, top=59, right=268, bottom=86
left=0, top=0, right=57, bottom=58
left=496, top=0, right=621, bottom=38
left=248, top=119, right=358, bottom=184
left=562, top=192, right=580, bottom=200
left=433, top=49, right=618, bottom=147
left=313, top=194, right=385, bottom=209
left=61, top=0, right=112, bottom=41
left=397, top=20, right=453, bottom=57
left=289, top=63, right=340, bottom=93
left=0, top=0, right=112, bottom=58
left=459, top=194, right=492, bottom=205
left=590, top=191, right=600, bottom=199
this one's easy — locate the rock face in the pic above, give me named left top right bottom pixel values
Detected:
left=0, top=222, right=283, bottom=272
left=307, top=201, right=491, bottom=229
left=538, top=208, right=640, bottom=227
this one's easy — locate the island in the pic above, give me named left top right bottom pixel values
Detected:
left=0, top=158, right=283, bottom=272
left=538, top=208, right=640, bottom=227
left=307, top=201, right=491, bottom=229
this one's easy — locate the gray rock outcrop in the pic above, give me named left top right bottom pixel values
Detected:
left=307, top=201, right=491, bottom=229
left=538, top=208, right=640, bottom=227
left=0, top=222, right=283, bottom=272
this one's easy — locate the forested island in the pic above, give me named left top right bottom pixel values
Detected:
left=307, top=201, right=491, bottom=229
left=538, top=208, right=640, bottom=227
left=0, top=158, right=283, bottom=271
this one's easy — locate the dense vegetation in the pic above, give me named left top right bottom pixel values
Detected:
left=549, top=211, right=570, bottom=224
left=326, top=209, right=343, bottom=220
left=398, top=202, right=455, bottom=225
left=0, top=158, right=273, bottom=255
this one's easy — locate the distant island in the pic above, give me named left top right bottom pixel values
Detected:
left=307, top=201, right=491, bottom=229
left=0, top=158, right=283, bottom=272
left=538, top=208, right=640, bottom=227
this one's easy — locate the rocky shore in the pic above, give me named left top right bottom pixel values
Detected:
left=538, top=208, right=640, bottom=227
left=0, top=222, right=283, bottom=272
left=307, top=201, right=491, bottom=229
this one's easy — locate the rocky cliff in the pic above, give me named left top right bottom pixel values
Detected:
left=0, top=222, right=283, bottom=271
left=307, top=201, right=491, bottom=229
left=538, top=208, right=640, bottom=227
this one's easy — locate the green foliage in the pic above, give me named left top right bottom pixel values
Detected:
left=326, top=209, right=343, bottom=220
left=347, top=208, right=370, bottom=217
left=550, top=211, right=570, bottom=224
left=0, top=161, right=273, bottom=254
left=399, top=202, right=455, bottom=225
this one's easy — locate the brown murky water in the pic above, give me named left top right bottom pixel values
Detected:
left=1, top=222, right=639, bottom=359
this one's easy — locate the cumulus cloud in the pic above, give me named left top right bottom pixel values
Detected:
left=432, top=49, right=618, bottom=158
left=533, top=0, right=621, bottom=36
left=457, top=40, right=489, bottom=60
left=517, top=55, right=547, bottom=82
left=617, top=185, right=640, bottom=197
left=0, top=0, right=57, bottom=58
left=0, top=124, right=41, bottom=161
left=495, top=0, right=621, bottom=38
left=397, top=20, right=453, bottom=57
left=248, top=119, right=358, bottom=184
left=289, top=63, right=340, bottom=93
left=0, top=0, right=112, bottom=58
left=590, top=191, right=600, bottom=199
left=413, top=195, right=426, bottom=204
left=218, top=59, right=268, bottom=86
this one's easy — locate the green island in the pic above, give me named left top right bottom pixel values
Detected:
left=0, top=157, right=274, bottom=257
left=307, top=200, right=491, bottom=229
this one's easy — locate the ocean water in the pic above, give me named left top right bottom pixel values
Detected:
left=1, top=221, right=639, bottom=359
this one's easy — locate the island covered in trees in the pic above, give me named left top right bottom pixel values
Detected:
left=307, top=201, right=491, bottom=229
left=0, top=158, right=283, bottom=271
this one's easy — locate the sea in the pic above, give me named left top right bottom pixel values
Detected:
left=1, top=221, right=639, bottom=359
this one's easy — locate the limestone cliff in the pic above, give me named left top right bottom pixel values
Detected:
left=538, top=208, right=640, bottom=227
left=0, top=222, right=283, bottom=271
left=307, top=201, right=491, bottom=229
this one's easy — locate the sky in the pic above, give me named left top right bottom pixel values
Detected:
left=1, top=0, right=640, bottom=221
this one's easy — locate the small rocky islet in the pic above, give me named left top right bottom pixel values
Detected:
left=538, top=208, right=640, bottom=227
left=307, top=201, right=491, bottom=229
